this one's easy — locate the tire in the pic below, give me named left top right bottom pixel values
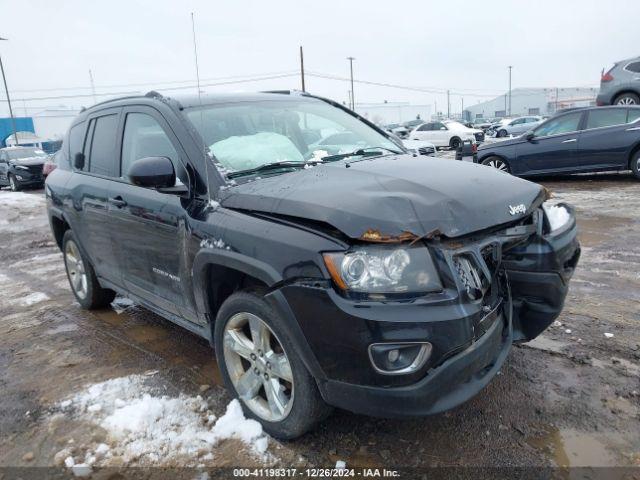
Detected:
left=9, top=174, right=20, bottom=192
left=497, top=129, right=508, bottom=138
left=631, top=149, right=640, bottom=180
left=449, top=137, right=461, bottom=149
left=62, top=230, right=115, bottom=309
left=481, top=156, right=510, bottom=173
left=214, top=290, right=332, bottom=439
left=614, top=92, right=640, bottom=105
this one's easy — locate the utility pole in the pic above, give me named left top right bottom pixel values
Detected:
left=508, top=65, right=513, bottom=116
left=555, top=87, right=559, bottom=113
left=299, top=46, right=305, bottom=92
left=461, top=97, right=464, bottom=120
left=88, top=69, right=97, bottom=104
left=347, top=56, right=355, bottom=110
left=434, top=100, right=437, bottom=119
left=447, top=90, right=450, bottom=118
left=0, top=37, right=18, bottom=146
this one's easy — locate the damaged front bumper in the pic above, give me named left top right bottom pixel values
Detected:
left=273, top=203, right=580, bottom=417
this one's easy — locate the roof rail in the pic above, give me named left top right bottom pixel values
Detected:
left=261, top=89, right=309, bottom=96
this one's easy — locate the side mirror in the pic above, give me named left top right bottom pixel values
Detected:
left=128, top=156, right=176, bottom=189
left=74, top=153, right=85, bottom=170
left=525, top=132, right=535, bottom=141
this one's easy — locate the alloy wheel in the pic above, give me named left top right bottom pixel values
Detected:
left=616, top=97, right=637, bottom=105
left=9, top=176, right=18, bottom=191
left=65, top=240, right=88, bottom=299
left=223, top=312, right=294, bottom=422
left=486, top=158, right=508, bottom=172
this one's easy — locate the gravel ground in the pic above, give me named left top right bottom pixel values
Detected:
left=1, top=169, right=639, bottom=475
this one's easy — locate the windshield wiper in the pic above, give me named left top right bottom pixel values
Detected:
left=321, top=146, right=403, bottom=163
left=226, top=161, right=312, bottom=179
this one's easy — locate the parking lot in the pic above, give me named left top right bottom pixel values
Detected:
left=1, top=168, right=639, bottom=473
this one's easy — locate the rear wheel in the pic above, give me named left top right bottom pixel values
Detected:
left=449, top=137, right=461, bottom=149
left=614, top=93, right=640, bottom=105
left=631, top=150, right=640, bottom=180
left=9, top=174, right=20, bottom=192
left=62, top=230, right=115, bottom=309
left=482, top=156, right=510, bottom=173
left=215, top=290, right=331, bottom=439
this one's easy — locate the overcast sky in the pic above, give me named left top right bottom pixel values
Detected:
left=1, top=0, right=638, bottom=116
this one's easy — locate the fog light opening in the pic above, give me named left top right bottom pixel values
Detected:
left=368, top=342, right=432, bottom=375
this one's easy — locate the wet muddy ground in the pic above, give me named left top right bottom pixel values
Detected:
left=1, top=172, right=639, bottom=474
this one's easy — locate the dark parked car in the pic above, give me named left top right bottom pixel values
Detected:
left=477, top=106, right=640, bottom=178
left=0, top=146, right=48, bottom=191
left=596, top=56, right=640, bottom=106
left=46, top=91, right=580, bottom=438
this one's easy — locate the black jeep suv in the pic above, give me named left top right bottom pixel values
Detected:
left=46, top=91, right=580, bottom=438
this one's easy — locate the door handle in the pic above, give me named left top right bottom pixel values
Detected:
left=108, top=196, right=127, bottom=208
left=562, top=138, right=577, bottom=143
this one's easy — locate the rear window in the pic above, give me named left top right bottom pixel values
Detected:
left=586, top=109, right=628, bottom=129
left=625, top=61, right=640, bottom=73
left=88, top=114, right=119, bottom=177
left=68, top=122, right=86, bottom=159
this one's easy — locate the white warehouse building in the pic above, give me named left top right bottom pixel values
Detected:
left=464, top=87, right=598, bottom=120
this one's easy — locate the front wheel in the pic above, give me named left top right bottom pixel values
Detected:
left=215, top=290, right=332, bottom=439
left=631, top=150, right=640, bottom=180
left=614, top=93, right=640, bottom=105
left=9, top=174, right=20, bottom=192
left=62, top=230, right=115, bottom=309
left=482, top=156, right=510, bottom=173
left=497, top=129, right=508, bottom=138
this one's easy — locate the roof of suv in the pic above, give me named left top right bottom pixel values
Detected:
left=82, top=90, right=318, bottom=114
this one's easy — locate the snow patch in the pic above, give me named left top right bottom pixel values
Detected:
left=19, top=292, right=50, bottom=306
left=0, top=191, right=46, bottom=209
left=604, top=332, right=614, bottom=338
left=57, top=375, right=270, bottom=467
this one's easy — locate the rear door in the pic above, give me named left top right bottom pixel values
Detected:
left=65, top=109, right=122, bottom=284
left=576, top=108, right=632, bottom=170
left=409, top=123, right=433, bottom=142
left=517, top=111, right=585, bottom=174
left=108, top=106, right=195, bottom=319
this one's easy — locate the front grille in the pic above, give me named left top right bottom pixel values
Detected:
left=453, top=255, right=485, bottom=299
left=26, top=164, right=44, bottom=175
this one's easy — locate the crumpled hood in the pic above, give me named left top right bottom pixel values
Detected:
left=219, top=155, right=544, bottom=239
left=11, top=157, right=46, bottom=166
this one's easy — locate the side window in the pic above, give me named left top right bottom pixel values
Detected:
left=434, top=122, right=446, bottom=130
left=121, top=113, right=185, bottom=185
left=417, top=124, right=430, bottom=131
left=586, top=109, right=628, bottom=129
left=68, top=122, right=86, bottom=165
left=627, top=109, right=640, bottom=123
left=534, top=112, right=582, bottom=137
left=625, top=61, right=640, bottom=73
left=88, top=114, right=119, bottom=177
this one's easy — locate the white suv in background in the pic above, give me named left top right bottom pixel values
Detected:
left=408, top=120, right=481, bottom=149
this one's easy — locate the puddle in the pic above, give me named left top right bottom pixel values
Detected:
left=528, top=428, right=620, bottom=467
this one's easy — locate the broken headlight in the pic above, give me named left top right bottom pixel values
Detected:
left=542, top=201, right=572, bottom=232
left=323, top=245, right=442, bottom=296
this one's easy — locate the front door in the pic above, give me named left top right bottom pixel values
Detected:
left=108, top=107, right=193, bottom=318
left=517, top=111, right=584, bottom=174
